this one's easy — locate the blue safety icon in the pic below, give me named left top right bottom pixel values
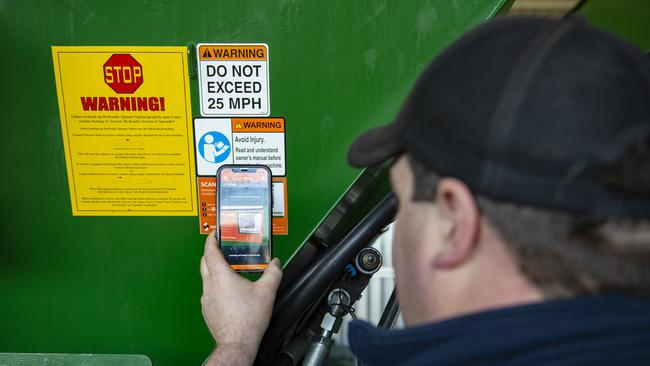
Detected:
left=198, top=131, right=231, bottom=164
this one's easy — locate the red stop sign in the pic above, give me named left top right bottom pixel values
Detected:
left=103, top=54, right=143, bottom=94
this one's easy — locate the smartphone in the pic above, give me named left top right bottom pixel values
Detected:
left=216, top=165, right=272, bottom=272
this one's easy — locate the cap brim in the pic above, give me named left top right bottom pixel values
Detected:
left=347, top=123, right=402, bottom=168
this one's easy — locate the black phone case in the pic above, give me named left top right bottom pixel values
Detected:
left=216, top=164, right=273, bottom=273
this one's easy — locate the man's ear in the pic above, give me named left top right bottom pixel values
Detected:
left=433, top=177, right=480, bottom=269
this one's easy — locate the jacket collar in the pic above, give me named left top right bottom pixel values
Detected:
left=349, top=295, right=650, bottom=366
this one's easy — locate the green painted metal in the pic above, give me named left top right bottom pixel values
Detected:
left=582, top=0, right=650, bottom=50
left=0, top=353, right=151, bottom=366
left=1, top=1, right=508, bottom=364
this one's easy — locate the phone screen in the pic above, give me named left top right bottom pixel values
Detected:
left=217, top=165, right=272, bottom=272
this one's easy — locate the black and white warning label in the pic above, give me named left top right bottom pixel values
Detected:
left=197, top=43, right=270, bottom=117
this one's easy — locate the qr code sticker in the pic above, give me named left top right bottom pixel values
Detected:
left=238, top=212, right=262, bottom=234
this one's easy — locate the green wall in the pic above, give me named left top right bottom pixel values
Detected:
left=1, top=1, right=508, bottom=364
left=583, top=0, right=650, bottom=50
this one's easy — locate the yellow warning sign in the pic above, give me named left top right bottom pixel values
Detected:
left=52, top=46, right=197, bottom=216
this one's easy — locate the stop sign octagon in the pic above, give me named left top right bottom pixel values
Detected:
left=103, top=54, right=143, bottom=94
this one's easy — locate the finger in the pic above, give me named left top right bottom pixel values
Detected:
left=204, top=230, right=230, bottom=272
left=257, top=258, right=283, bottom=290
left=200, top=256, right=210, bottom=279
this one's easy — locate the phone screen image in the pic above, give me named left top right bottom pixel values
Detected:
left=217, top=165, right=272, bottom=272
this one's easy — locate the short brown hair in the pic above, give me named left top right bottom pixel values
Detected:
left=409, top=157, right=650, bottom=298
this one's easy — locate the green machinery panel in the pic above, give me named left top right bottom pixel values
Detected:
left=1, top=1, right=510, bottom=364
left=582, top=0, right=650, bottom=50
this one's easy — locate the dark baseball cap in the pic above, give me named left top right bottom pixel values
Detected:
left=348, top=17, right=650, bottom=218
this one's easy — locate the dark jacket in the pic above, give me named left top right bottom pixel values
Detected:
left=349, top=295, right=650, bottom=365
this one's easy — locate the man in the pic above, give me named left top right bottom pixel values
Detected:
left=200, top=16, right=650, bottom=365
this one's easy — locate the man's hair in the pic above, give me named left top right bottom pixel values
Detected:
left=409, top=157, right=650, bottom=298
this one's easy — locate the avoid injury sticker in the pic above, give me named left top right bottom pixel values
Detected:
left=194, top=117, right=286, bottom=176
left=197, top=43, right=270, bottom=117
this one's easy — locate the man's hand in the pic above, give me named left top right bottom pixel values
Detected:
left=200, top=231, right=282, bottom=366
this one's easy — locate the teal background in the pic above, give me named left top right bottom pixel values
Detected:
left=30, top=1, right=650, bottom=365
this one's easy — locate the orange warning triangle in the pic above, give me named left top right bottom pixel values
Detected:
left=202, top=48, right=212, bottom=58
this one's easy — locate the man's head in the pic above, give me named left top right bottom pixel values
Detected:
left=348, top=17, right=650, bottom=325
left=388, top=154, right=545, bottom=325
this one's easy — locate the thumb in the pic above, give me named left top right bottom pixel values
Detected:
left=256, top=258, right=282, bottom=291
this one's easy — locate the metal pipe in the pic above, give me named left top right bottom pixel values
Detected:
left=254, top=192, right=397, bottom=364
left=377, top=286, right=399, bottom=330
left=302, top=329, right=332, bottom=366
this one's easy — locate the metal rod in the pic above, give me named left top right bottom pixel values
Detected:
left=254, top=192, right=397, bottom=365
left=377, top=286, right=400, bottom=329
left=302, top=329, right=332, bottom=366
